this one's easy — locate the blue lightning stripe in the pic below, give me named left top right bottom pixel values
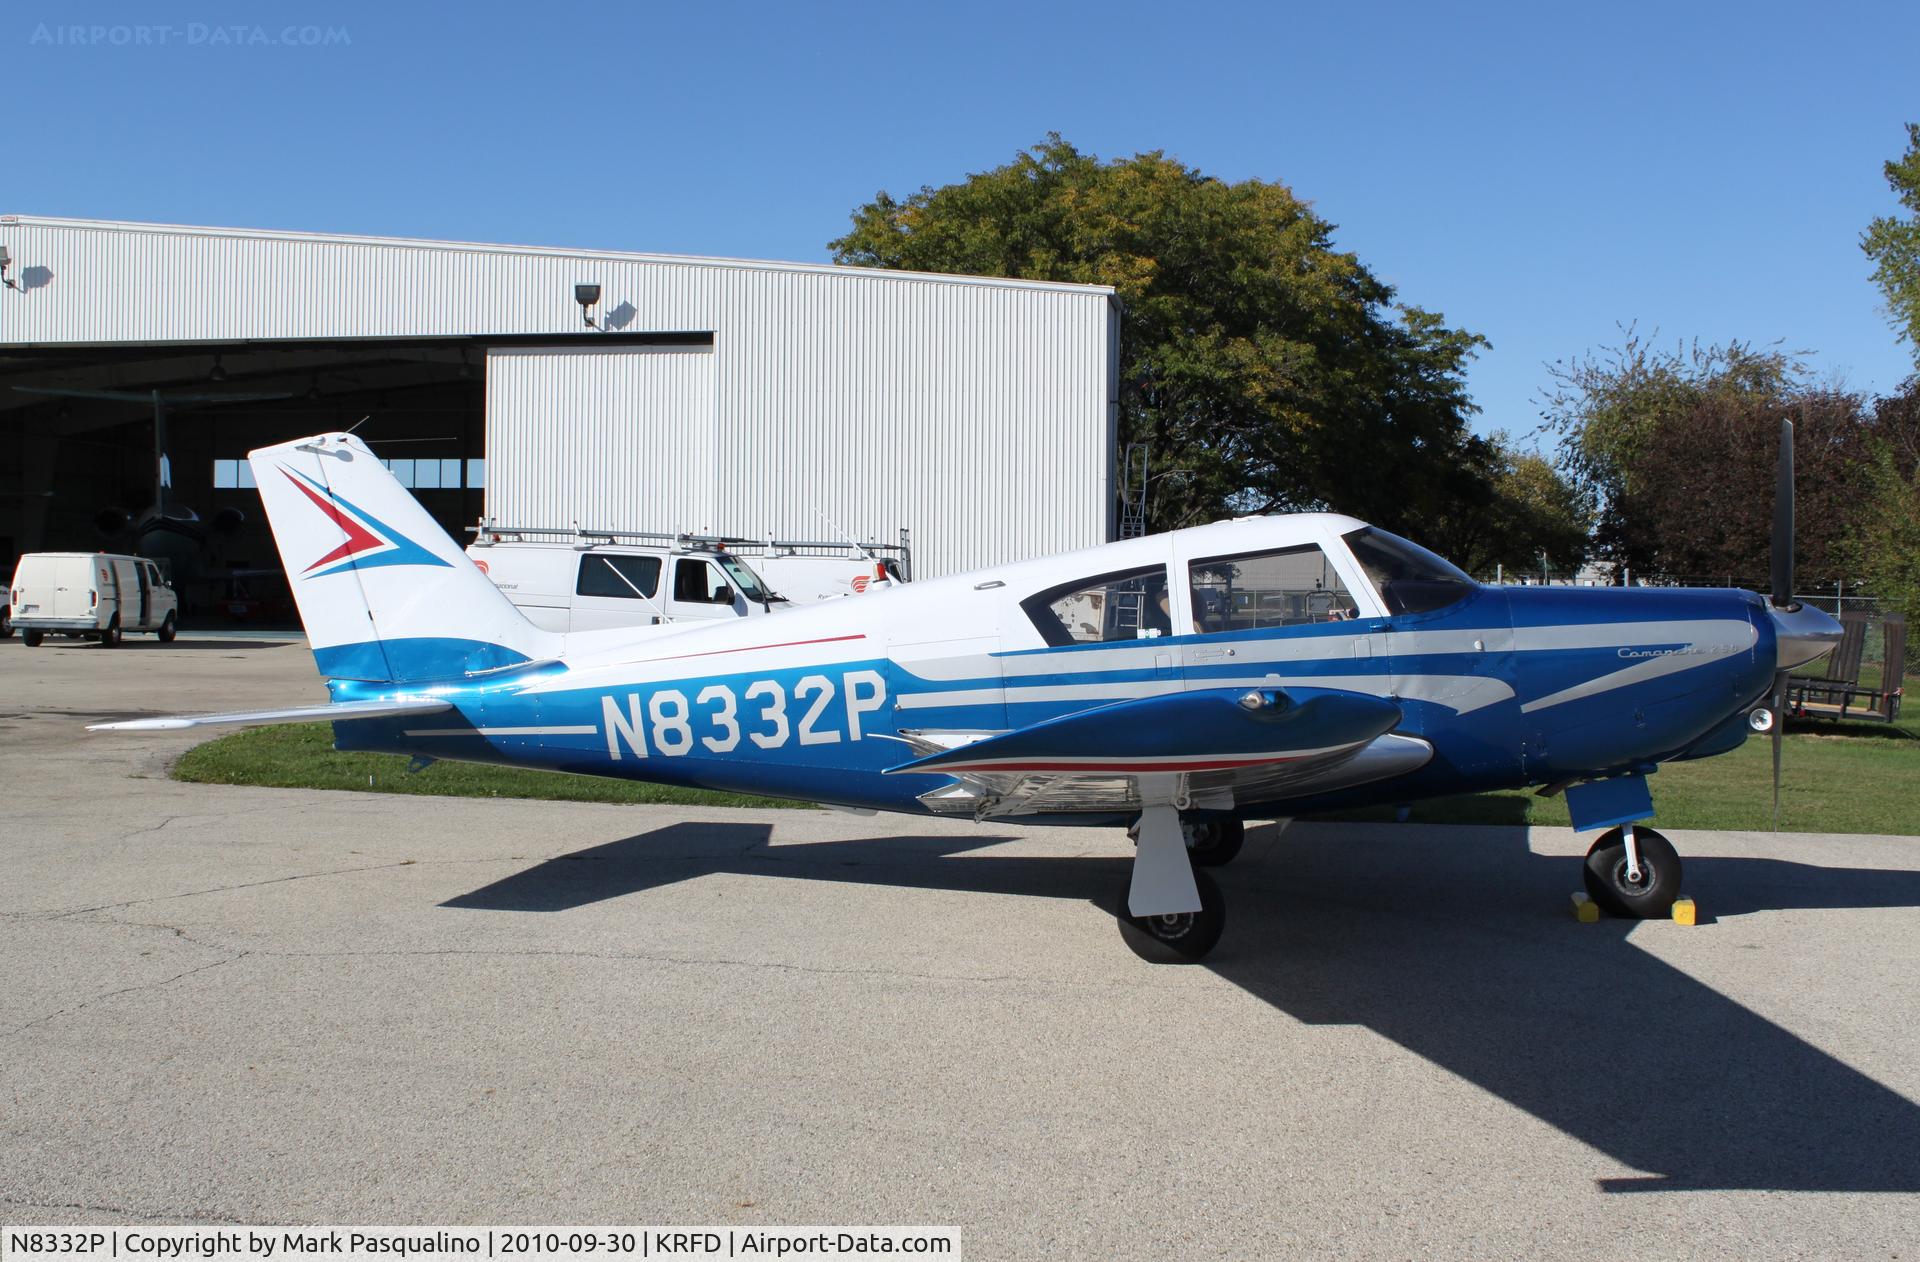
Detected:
left=286, top=466, right=451, bottom=577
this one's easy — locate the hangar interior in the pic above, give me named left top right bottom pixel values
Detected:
left=2, top=332, right=694, bottom=622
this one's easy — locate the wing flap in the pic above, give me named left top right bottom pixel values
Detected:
left=88, top=697, right=453, bottom=732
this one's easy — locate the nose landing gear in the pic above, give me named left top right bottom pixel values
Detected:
left=1582, top=823, right=1683, bottom=919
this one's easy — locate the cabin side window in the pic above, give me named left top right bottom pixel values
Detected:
left=576, top=554, right=662, bottom=600
left=1022, top=565, right=1171, bottom=646
left=1187, top=545, right=1357, bottom=633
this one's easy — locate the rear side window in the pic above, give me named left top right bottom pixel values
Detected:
left=1022, top=565, right=1171, bottom=646
left=1189, top=545, right=1357, bottom=632
left=576, top=554, right=661, bottom=600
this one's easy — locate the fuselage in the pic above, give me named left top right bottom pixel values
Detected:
left=329, top=514, right=1784, bottom=822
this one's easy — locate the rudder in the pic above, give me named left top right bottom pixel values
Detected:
left=248, top=432, right=559, bottom=682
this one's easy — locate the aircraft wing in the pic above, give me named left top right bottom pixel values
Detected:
left=889, top=686, right=1432, bottom=818
left=87, top=697, right=453, bottom=732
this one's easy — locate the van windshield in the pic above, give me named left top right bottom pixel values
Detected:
left=713, top=553, right=772, bottom=603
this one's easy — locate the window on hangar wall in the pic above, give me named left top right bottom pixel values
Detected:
left=212, top=458, right=482, bottom=490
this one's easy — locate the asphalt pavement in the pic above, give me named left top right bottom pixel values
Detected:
left=2, top=634, right=1917, bottom=1258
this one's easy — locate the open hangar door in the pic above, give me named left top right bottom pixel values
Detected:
left=1, top=338, right=486, bottom=627
left=2, top=331, right=717, bottom=628
left=482, top=336, right=717, bottom=535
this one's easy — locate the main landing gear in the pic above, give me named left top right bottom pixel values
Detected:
left=1116, top=869, right=1226, bottom=963
left=1582, top=823, right=1683, bottom=919
left=1117, top=805, right=1236, bottom=963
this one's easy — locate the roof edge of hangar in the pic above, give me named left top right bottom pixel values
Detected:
left=0, top=213, right=1119, bottom=299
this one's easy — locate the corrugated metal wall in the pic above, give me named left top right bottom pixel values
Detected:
left=485, top=345, right=718, bottom=533
left=0, top=216, right=1119, bottom=576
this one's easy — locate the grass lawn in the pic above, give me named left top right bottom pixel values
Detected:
left=175, top=698, right=1920, bottom=837
left=172, top=722, right=805, bottom=810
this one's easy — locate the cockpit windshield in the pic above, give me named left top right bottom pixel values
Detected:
left=1342, top=527, right=1475, bottom=616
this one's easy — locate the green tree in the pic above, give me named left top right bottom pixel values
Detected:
left=1863, top=123, right=1920, bottom=366
left=1843, top=378, right=1920, bottom=665
left=830, top=136, right=1493, bottom=540
left=1423, top=434, right=1590, bottom=577
left=1842, top=443, right=1920, bottom=652
left=1538, top=328, right=1808, bottom=571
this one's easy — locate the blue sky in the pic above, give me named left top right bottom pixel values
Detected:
left=9, top=0, right=1918, bottom=443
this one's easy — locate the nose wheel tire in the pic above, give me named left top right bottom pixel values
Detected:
left=1115, top=869, right=1226, bottom=963
left=1582, top=826, right=1682, bottom=919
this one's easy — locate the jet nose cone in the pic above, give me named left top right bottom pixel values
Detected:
left=1770, top=602, right=1844, bottom=672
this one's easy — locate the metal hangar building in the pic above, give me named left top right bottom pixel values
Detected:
left=0, top=215, right=1120, bottom=608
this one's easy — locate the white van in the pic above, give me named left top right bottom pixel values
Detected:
left=465, top=539, right=783, bottom=633
left=752, top=551, right=904, bottom=603
left=9, top=552, right=179, bottom=647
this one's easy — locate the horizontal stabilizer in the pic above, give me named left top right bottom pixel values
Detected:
left=887, top=686, right=1401, bottom=776
left=88, top=697, right=453, bottom=733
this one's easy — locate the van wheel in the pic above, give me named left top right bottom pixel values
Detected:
left=0, top=607, right=12, bottom=639
left=157, top=613, right=177, bottom=643
left=101, top=618, right=122, bottom=648
left=22, top=629, right=43, bottom=647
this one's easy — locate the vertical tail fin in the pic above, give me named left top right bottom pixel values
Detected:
left=248, top=433, right=560, bottom=682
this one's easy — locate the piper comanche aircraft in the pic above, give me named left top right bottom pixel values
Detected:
left=94, top=429, right=1842, bottom=962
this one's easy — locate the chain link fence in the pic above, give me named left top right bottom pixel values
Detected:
left=1474, top=569, right=1913, bottom=687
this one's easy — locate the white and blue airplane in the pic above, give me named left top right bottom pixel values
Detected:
left=94, top=429, right=1842, bottom=962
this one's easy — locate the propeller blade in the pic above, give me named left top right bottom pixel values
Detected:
left=1770, top=670, right=1788, bottom=830
left=1771, top=417, right=1795, bottom=608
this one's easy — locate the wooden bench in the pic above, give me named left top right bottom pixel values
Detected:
left=1787, top=612, right=1905, bottom=723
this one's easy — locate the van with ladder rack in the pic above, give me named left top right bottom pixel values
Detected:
left=463, top=522, right=910, bottom=635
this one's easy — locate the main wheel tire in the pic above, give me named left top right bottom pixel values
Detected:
left=1583, top=826, right=1682, bottom=919
left=1185, top=817, right=1245, bottom=867
left=101, top=618, right=122, bottom=648
left=157, top=613, right=177, bottom=643
left=1115, top=869, right=1226, bottom=963
left=22, top=628, right=43, bottom=647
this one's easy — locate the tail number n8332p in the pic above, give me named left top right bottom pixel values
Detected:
left=601, top=669, right=888, bottom=759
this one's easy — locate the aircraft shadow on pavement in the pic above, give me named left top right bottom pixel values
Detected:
left=444, top=819, right=1920, bottom=1194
